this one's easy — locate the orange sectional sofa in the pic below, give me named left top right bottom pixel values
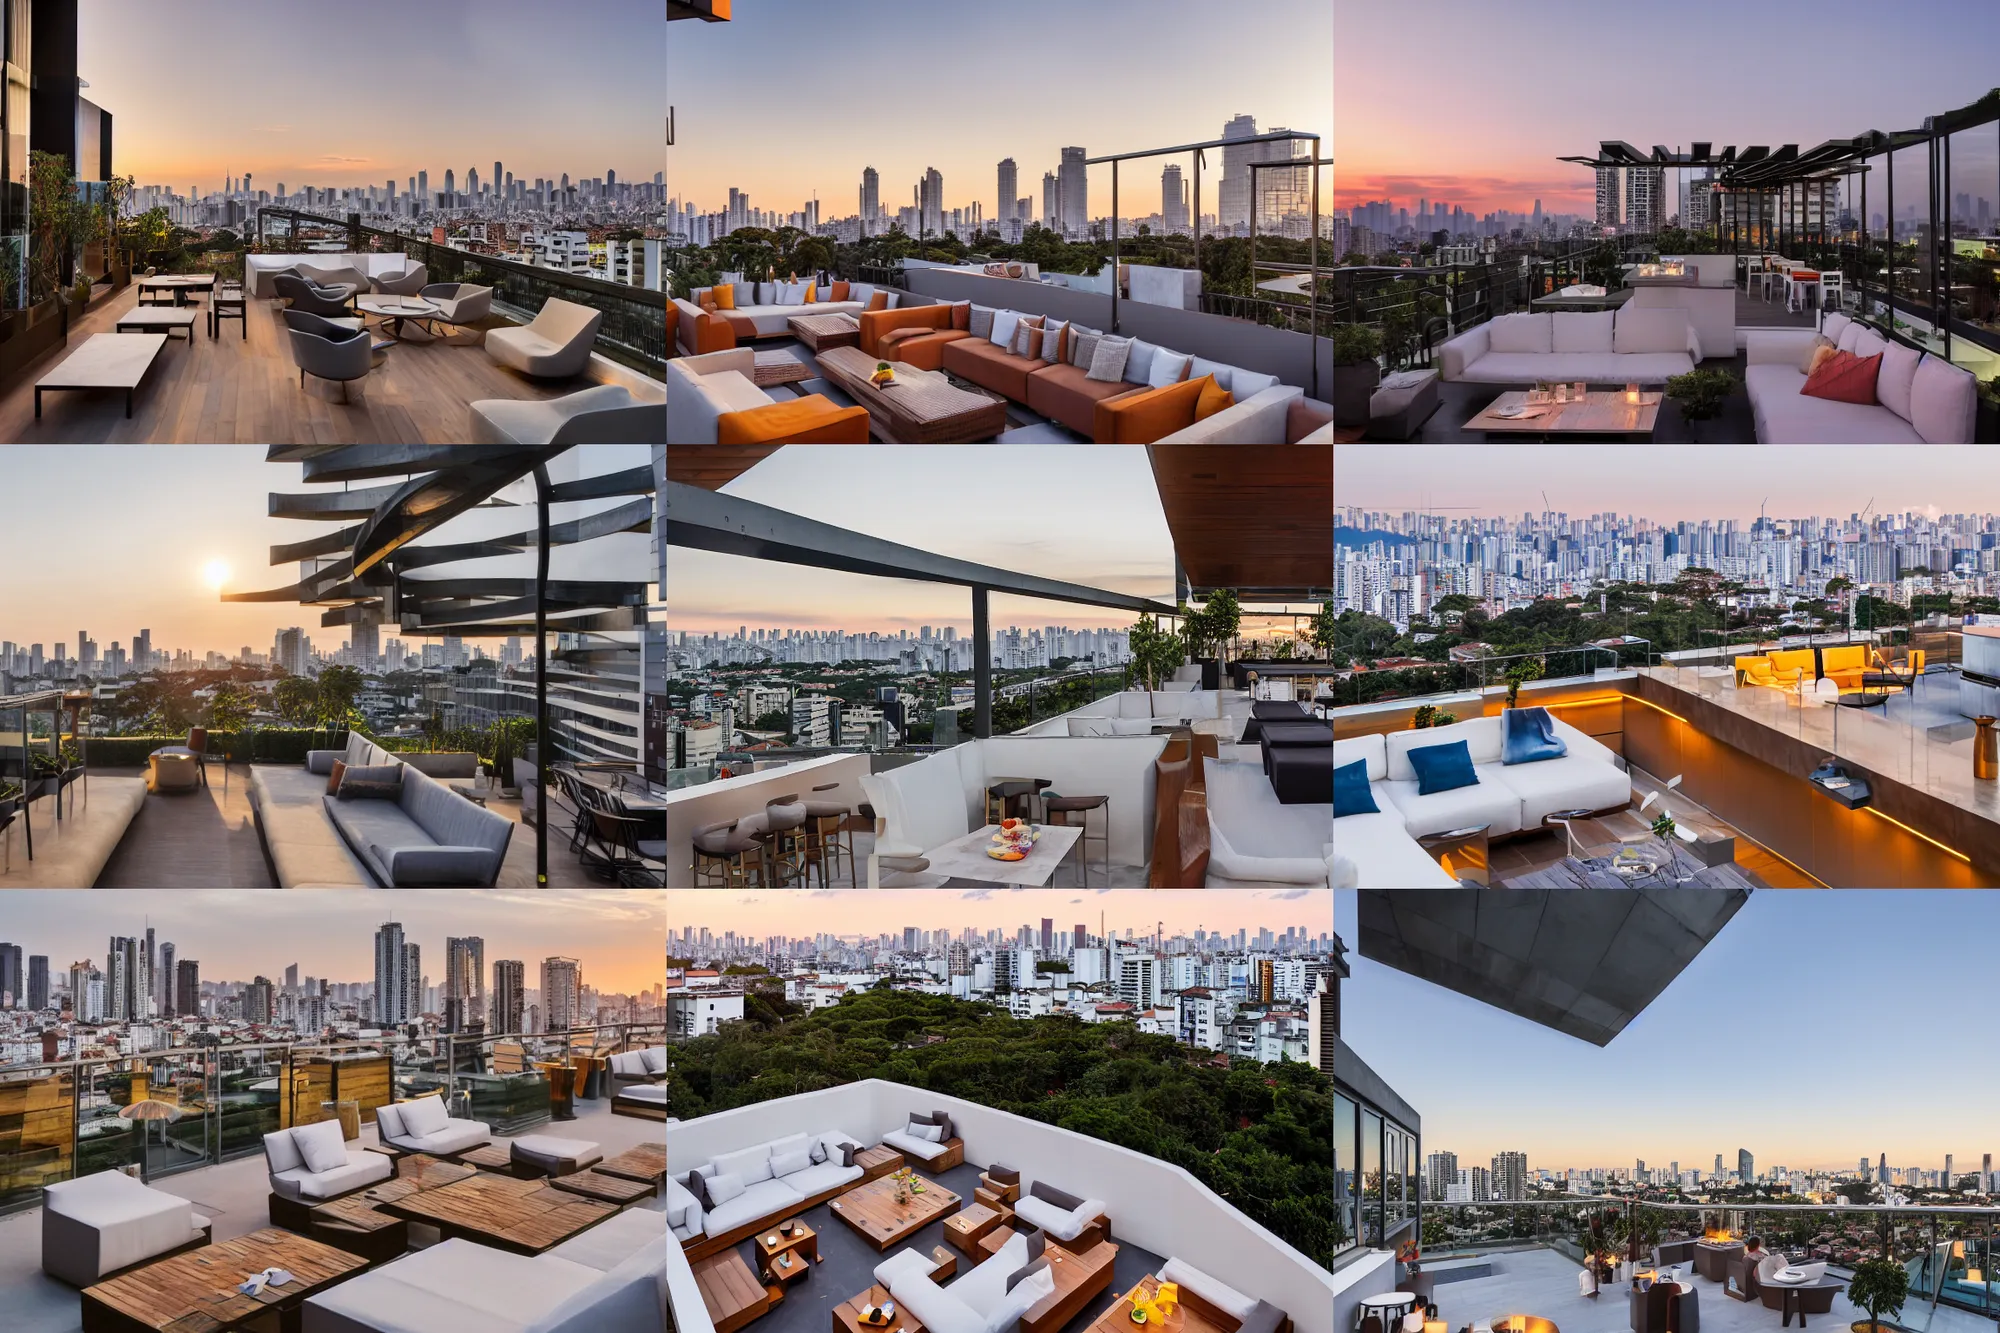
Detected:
left=862, top=305, right=972, bottom=371
left=1094, top=376, right=1216, bottom=443
left=671, top=298, right=739, bottom=356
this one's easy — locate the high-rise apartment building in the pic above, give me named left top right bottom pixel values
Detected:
left=1042, top=171, right=1058, bottom=229
left=444, top=936, right=484, bottom=1034
left=1219, top=114, right=1259, bottom=230
left=860, top=166, right=880, bottom=234
left=175, top=959, right=198, bottom=1020
left=1491, top=1150, right=1528, bottom=1201
left=1058, top=147, right=1087, bottom=236
left=1738, top=1148, right=1755, bottom=1181
left=374, top=921, right=414, bottom=1028
left=997, top=158, right=1017, bottom=235
left=1625, top=165, right=1664, bottom=233
left=919, top=167, right=943, bottom=238
left=541, top=957, right=581, bottom=1032
left=491, top=959, right=525, bottom=1034
left=1309, top=973, right=1335, bottom=1072
left=243, top=976, right=273, bottom=1024
left=1426, top=1150, right=1459, bottom=1203
left=27, top=955, right=48, bottom=1010
left=159, top=941, right=174, bottom=1014
left=0, top=943, right=20, bottom=1008
left=1162, top=164, right=1189, bottom=234
left=1595, top=166, right=1622, bottom=228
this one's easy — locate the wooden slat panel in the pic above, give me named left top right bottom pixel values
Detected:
left=1147, top=444, right=1332, bottom=594
left=664, top=445, right=786, bottom=490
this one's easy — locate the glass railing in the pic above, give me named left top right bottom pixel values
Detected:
left=254, top=207, right=665, bottom=376
left=0, top=1021, right=662, bottom=1215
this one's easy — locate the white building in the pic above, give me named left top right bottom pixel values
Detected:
left=1177, top=988, right=1226, bottom=1050
left=526, top=230, right=592, bottom=274
left=667, top=989, right=744, bottom=1039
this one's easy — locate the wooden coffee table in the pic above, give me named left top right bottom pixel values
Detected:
left=378, top=1170, right=616, bottom=1255
left=816, top=345, right=1008, bottom=443
left=1466, top=389, right=1662, bottom=439
left=81, top=1227, right=366, bottom=1332
left=754, top=1218, right=818, bottom=1287
left=595, top=1142, right=669, bottom=1185
left=944, top=1201, right=1003, bottom=1256
left=829, top=1170, right=962, bottom=1251
left=548, top=1167, right=658, bottom=1205
left=696, top=1248, right=773, bottom=1333
left=855, top=1145, right=904, bottom=1181
left=310, top=1152, right=475, bottom=1263
left=457, top=1141, right=516, bottom=1173
left=789, top=312, right=862, bottom=352
left=835, top=1283, right=927, bottom=1333
left=753, top=350, right=815, bottom=387
left=1082, top=1274, right=1228, bottom=1333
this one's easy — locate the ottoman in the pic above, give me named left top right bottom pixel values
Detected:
left=509, top=1134, right=603, bottom=1178
left=43, top=1170, right=212, bottom=1286
left=1368, top=368, right=1440, bottom=440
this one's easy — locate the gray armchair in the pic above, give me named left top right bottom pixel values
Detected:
left=275, top=273, right=359, bottom=317
left=297, top=261, right=372, bottom=294
left=420, top=282, right=493, bottom=327
left=485, top=297, right=604, bottom=379
left=285, top=309, right=374, bottom=403
left=372, top=263, right=430, bottom=296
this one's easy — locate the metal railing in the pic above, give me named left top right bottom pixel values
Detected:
left=254, top=208, right=666, bottom=375
left=1197, top=289, right=1332, bottom=336
left=1330, top=644, right=1635, bottom=709
left=0, top=1021, right=662, bottom=1215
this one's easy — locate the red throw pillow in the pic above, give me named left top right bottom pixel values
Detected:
left=1800, top=349, right=1881, bottom=405
left=327, top=759, right=347, bottom=796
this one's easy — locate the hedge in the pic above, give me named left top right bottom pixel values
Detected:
left=76, top=729, right=352, bottom=768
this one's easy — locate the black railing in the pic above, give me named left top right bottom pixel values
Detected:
left=1197, top=289, right=1331, bottom=337
left=255, top=207, right=665, bottom=376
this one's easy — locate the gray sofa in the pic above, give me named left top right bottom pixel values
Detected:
left=249, top=733, right=513, bottom=887
left=1746, top=310, right=1976, bottom=443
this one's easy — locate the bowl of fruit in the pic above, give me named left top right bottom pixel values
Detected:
left=871, top=361, right=896, bottom=388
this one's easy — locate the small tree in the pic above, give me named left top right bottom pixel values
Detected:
left=1126, top=615, right=1186, bottom=691
left=1504, top=658, right=1545, bottom=707
left=1309, top=599, right=1337, bottom=661
left=1848, top=1257, right=1908, bottom=1333
left=273, top=676, right=319, bottom=727
left=206, top=683, right=255, bottom=760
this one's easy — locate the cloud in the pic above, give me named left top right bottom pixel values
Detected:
left=315, top=154, right=372, bottom=165
left=960, top=889, right=994, bottom=901
left=1069, top=898, right=1082, bottom=904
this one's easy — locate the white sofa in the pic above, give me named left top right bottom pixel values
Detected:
left=1062, top=688, right=1221, bottom=736
left=41, top=1170, right=211, bottom=1286
left=879, top=1109, right=959, bottom=1164
left=680, top=1129, right=864, bottom=1242
left=246, top=253, right=417, bottom=299
left=1012, top=1180, right=1109, bottom=1243
left=875, top=1229, right=1056, bottom=1333
left=1203, top=757, right=1334, bottom=887
left=666, top=347, right=783, bottom=444
left=1331, top=713, right=1629, bottom=889
left=1745, top=310, right=1976, bottom=443
left=470, top=384, right=663, bottom=444
left=263, top=1119, right=395, bottom=1226
left=1439, top=309, right=1699, bottom=384
left=302, top=1210, right=668, bottom=1333
left=1157, top=1257, right=1288, bottom=1333
left=666, top=1173, right=704, bottom=1244
left=373, top=1094, right=491, bottom=1157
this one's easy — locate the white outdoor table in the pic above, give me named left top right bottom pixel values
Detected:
left=114, top=307, right=200, bottom=341
left=36, top=332, right=169, bottom=418
left=918, top=823, right=1084, bottom=886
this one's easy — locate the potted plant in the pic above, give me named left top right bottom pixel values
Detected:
left=1504, top=659, right=1545, bottom=708
left=1665, top=368, right=1738, bottom=441
left=1848, top=1256, right=1909, bottom=1333
left=1332, top=324, right=1383, bottom=426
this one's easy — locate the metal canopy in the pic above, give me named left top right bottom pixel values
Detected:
left=1356, top=888, right=1749, bottom=1046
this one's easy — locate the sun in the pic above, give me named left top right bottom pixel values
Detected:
left=203, top=559, right=231, bottom=591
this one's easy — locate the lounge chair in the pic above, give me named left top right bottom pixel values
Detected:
left=469, top=384, right=663, bottom=443
left=1154, top=1258, right=1291, bottom=1333
left=262, top=1120, right=394, bottom=1230
left=42, top=1171, right=212, bottom=1287
left=1012, top=1179, right=1111, bottom=1252
left=877, top=1109, right=966, bottom=1171
left=607, top=1047, right=666, bottom=1096
left=285, top=309, right=376, bottom=402
left=296, top=261, right=372, bottom=295
left=876, top=1229, right=1059, bottom=1333
left=371, top=262, right=430, bottom=295
left=421, top=281, right=494, bottom=329
left=275, top=272, right=360, bottom=318
left=485, top=296, right=604, bottom=379
left=372, top=1093, right=490, bottom=1158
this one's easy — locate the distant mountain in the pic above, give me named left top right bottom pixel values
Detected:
left=1336, top=526, right=1413, bottom=547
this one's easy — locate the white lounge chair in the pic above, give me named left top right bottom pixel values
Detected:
left=372, top=1093, right=490, bottom=1158
left=485, top=297, right=604, bottom=379
left=469, top=384, right=662, bottom=443
left=263, top=1119, right=393, bottom=1230
left=42, top=1170, right=211, bottom=1286
left=371, top=263, right=430, bottom=295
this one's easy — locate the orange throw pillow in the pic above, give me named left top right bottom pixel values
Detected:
left=1801, top=349, right=1881, bottom=405
left=866, top=292, right=889, bottom=312
left=1803, top=341, right=1838, bottom=377
left=951, top=301, right=971, bottom=331
left=718, top=395, right=869, bottom=444
left=698, top=295, right=718, bottom=314
left=831, top=281, right=850, bottom=301
left=1194, top=376, right=1235, bottom=421
left=713, top=285, right=736, bottom=311
left=327, top=759, right=347, bottom=796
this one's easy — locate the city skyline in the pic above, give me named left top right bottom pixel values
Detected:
left=0, top=891, right=663, bottom=993
left=1333, top=446, right=1998, bottom=522
left=666, top=889, right=1332, bottom=939
left=1335, top=0, right=1997, bottom=218
left=666, top=0, right=1329, bottom=221
left=1337, top=890, right=2000, bottom=1167
left=82, top=0, right=662, bottom=190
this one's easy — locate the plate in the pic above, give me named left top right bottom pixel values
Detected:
left=986, top=847, right=1027, bottom=861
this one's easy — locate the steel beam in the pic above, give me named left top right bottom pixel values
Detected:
left=973, top=587, right=991, bottom=739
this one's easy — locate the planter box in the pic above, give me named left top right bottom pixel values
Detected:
left=0, top=296, right=68, bottom=381
left=1332, top=362, right=1381, bottom=426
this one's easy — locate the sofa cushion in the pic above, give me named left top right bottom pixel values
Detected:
left=1821, top=311, right=1852, bottom=342
left=1334, top=759, right=1379, bottom=816
left=1876, top=339, right=1923, bottom=423
left=1087, top=337, right=1132, bottom=382
left=1377, top=770, right=1524, bottom=839
left=297, top=1236, right=648, bottom=1333
left=1488, top=312, right=1552, bottom=353
left=1851, top=328, right=1887, bottom=363
left=1910, top=354, right=1977, bottom=443
left=336, top=764, right=404, bottom=800
left=1406, top=739, right=1479, bottom=795
left=1188, top=357, right=1236, bottom=394
left=1025, top=361, right=1143, bottom=437
left=272, top=1148, right=393, bottom=1201
left=705, top=1172, right=746, bottom=1206
left=770, top=1148, right=812, bottom=1178
left=1160, top=1258, right=1257, bottom=1320
left=1613, top=306, right=1688, bottom=354
left=44, top=1171, right=201, bottom=1284
left=991, top=309, right=1023, bottom=348
left=942, top=336, right=1043, bottom=403
left=712, top=1144, right=774, bottom=1186
left=400, top=1095, right=450, bottom=1138
left=1232, top=368, right=1282, bottom=396
left=1386, top=718, right=1503, bottom=778
left=640, top=1047, right=666, bottom=1074
left=880, top=1128, right=953, bottom=1161
left=1333, top=733, right=1388, bottom=782
left=1488, top=748, right=1630, bottom=828
left=1746, top=363, right=1924, bottom=442
left=294, top=1118, right=350, bottom=1174
left=1836, top=323, right=1863, bottom=354
left=1029, top=1179, right=1086, bottom=1211
left=1456, top=351, right=1694, bottom=383
left=1801, top=350, right=1881, bottom=404
left=399, top=1121, right=490, bottom=1156
left=1552, top=310, right=1614, bottom=353
left=1500, top=706, right=1568, bottom=764
left=777, top=1161, right=861, bottom=1196
left=1147, top=348, right=1192, bottom=389
left=1328, top=807, right=1456, bottom=888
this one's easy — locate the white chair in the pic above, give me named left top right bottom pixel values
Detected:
left=373, top=1093, right=491, bottom=1157
left=42, top=1171, right=211, bottom=1287
left=1818, top=270, right=1847, bottom=311
left=262, top=1120, right=394, bottom=1229
left=1742, top=255, right=1765, bottom=292
left=469, top=384, right=663, bottom=443
left=485, top=296, right=605, bottom=379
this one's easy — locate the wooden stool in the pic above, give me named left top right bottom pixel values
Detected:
left=691, top=821, right=764, bottom=886
left=801, top=782, right=854, bottom=887
left=1042, top=794, right=1109, bottom=885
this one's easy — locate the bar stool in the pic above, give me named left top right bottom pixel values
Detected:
left=801, top=782, right=854, bottom=887
left=750, top=794, right=808, bottom=886
left=985, top=778, right=1051, bottom=825
left=691, top=820, right=764, bottom=886
left=1041, top=793, right=1109, bottom=886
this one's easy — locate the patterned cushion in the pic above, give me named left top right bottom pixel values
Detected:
left=336, top=764, right=404, bottom=801
left=969, top=305, right=996, bottom=340
left=1040, top=320, right=1069, bottom=363
left=1801, top=349, right=1881, bottom=405
left=1069, top=327, right=1102, bottom=369
left=1087, top=336, right=1132, bottom=383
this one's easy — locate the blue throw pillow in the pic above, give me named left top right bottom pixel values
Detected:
left=1334, top=759, right=1378, bottom=818
left=1407, top=739, right=1479, bottom=796
left=1501, top=706, right=1569, bottom=765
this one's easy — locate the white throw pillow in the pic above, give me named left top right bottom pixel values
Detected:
left=400, top=1095, right=450, bottom=1137
left=884, top=292, right=900, bottom=310
left=1551, top=310, right=1615, bottom=353
left=769, top=1148, right=813, bottom=1177
left=733, top=282, right=759, bottom=309
left=1188, top=358, right=1236, bottom=394
left=1487, top=312, right=1553, bottom=353
left=1146, top=349, right=1192, bottom=389
left=640, top=1048, right=667, bottom=1073
left=907, top=1119, right=944, bottom=1142
left=705, top=1171, right=746, bottom=1205
left=292, top=1119, right=349, bottom=1175
left=849, top=283, right=874, bottom=306
left=1087, top=336, right=1132, bottom=383
left=1123, top=339, right=1160, bottom=386
left=1851, top=329, right=1887, bottom=364
left=1612, top=306, right=1688, bottom=355
left=1876, top=340, right=1923, bottom=422
left=1822, top=311, right=1852, bottom=343
left=991, top=309, right=1022, bottom=348
left=1230, top=368, right=1282, bottom=397
left=1836, top=323, right=1864, bottom=354
left=1910, top=355, right=1974, bottom=443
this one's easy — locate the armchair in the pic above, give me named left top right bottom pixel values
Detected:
left=485, top=296, right=604, bottom=379
left=1819, top=645, right=1870, bottom=692
left=371, top=262, right=430, bottom=295
left=275, top=272, right=359, bottom=317
left=1012, top=1179, right=1111, bottom=1252
left=285, top=308, right=376, bottom=402
left=422, top=281, right=494, bottom=328
left=372, top=1093, right=491, bottom=1158
left=296, top=261, right=372, bottom=293
left=672, top=296, right=737, bottom=356
left=262, top=1119, right=394, bottom=1230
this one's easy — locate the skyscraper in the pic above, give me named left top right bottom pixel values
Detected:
left=444, top=936, right=485, bottom=1034
left=919, top=167, right=943, bottom=238
left=1058, top=147, right=1087, bottom=236
left=1879, top=1153, right=1890, bottom=1185
left=374, top=921, right=413, bottom=1027
left=1625, top=165, right=1664, bottom=233
left=1491, top=1151, right=1528, bottom=1201
left=159, top=941, right=175, bottom=1014
left=860, top=167, right=879, bottom=234
left=1162, top=164, right=1189, bottom=234
left=997, top=158, right=1017, bottom=233
left=1596, top=166, right=1622, bottom=228
left=1738, top=1149, right=1754, bottom=1182
left=0, top=943, right=20, bottom=1008
left=175, top=959, right=199, bottom=1020
left=28, top=955, right=48, bottom=1011
left=1042, top=172, right=1058, bottom=229
left=1040, top=919, right=1053, bottom=952
left=1218, top=114, right=1260, bottom=231
left=541, top=957, right=581, bottom=1032
left=491, top=959, right=525, bottom=1034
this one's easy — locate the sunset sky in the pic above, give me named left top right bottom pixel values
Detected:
left=81, top=0, right=662, bottom=192
left=3, top=890, right=664, bottom=993
left=1334, top=445, right=2000, bottom=524
left=668, top=889, right=1332, bottom=939
left=667, top=0, right=1330, bottom=220
left=1336, top=0, right=1996, bottom=219
left=1340, top=890, right=2000, bottom=1169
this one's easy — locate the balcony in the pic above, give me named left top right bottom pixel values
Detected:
left=667, top=1079, right=1335, bottom=1333
left=0, top=1024, right=668, bottom=1333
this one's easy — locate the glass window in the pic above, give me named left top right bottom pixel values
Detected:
left=1335, top=1092, right=1356, bottom=1256
left=1362, top=1107, right=1383, bottom=1247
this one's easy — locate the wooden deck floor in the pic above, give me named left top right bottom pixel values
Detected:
left=0, top=283, right=627, bottom=442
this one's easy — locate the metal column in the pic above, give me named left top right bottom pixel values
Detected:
left=534, top=464, right=550, bottom=886
left=972, top=587, right=991, bottom=740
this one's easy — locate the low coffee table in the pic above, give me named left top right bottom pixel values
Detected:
left=548, top=1167, right=657, bottom=1205
left=378, top=1171, right=617, bottom=1255
left=1467, top=389, right=1662, bottom=439
left=310, top=1152, right=475, bottom=1262
left=754, top=1218, right=817, bottom=1286
left=835, top=1283, right=926, bottom=1333
left=789, top=311, right=862, bottom=352
left=697, top=1248, right=774, bottom=1333
left=944, top=1201, right=1003, bottom=1255
left=829, top=1171, right=962, bottom=1251
left=817, top=345, right=1008, bottom=443
left=81, top=1227, right=366, bottom=1332
left=595, top=1142, right=668, bottom=1184
left=753, top=350, right=814, bottom=387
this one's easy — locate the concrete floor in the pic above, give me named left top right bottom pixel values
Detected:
left=0, top=1096, right=665, bottom=1333
left=1418, top=1244, right=1995, bottom=1333
left=699, top=1156, right=1163, bottom=1333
